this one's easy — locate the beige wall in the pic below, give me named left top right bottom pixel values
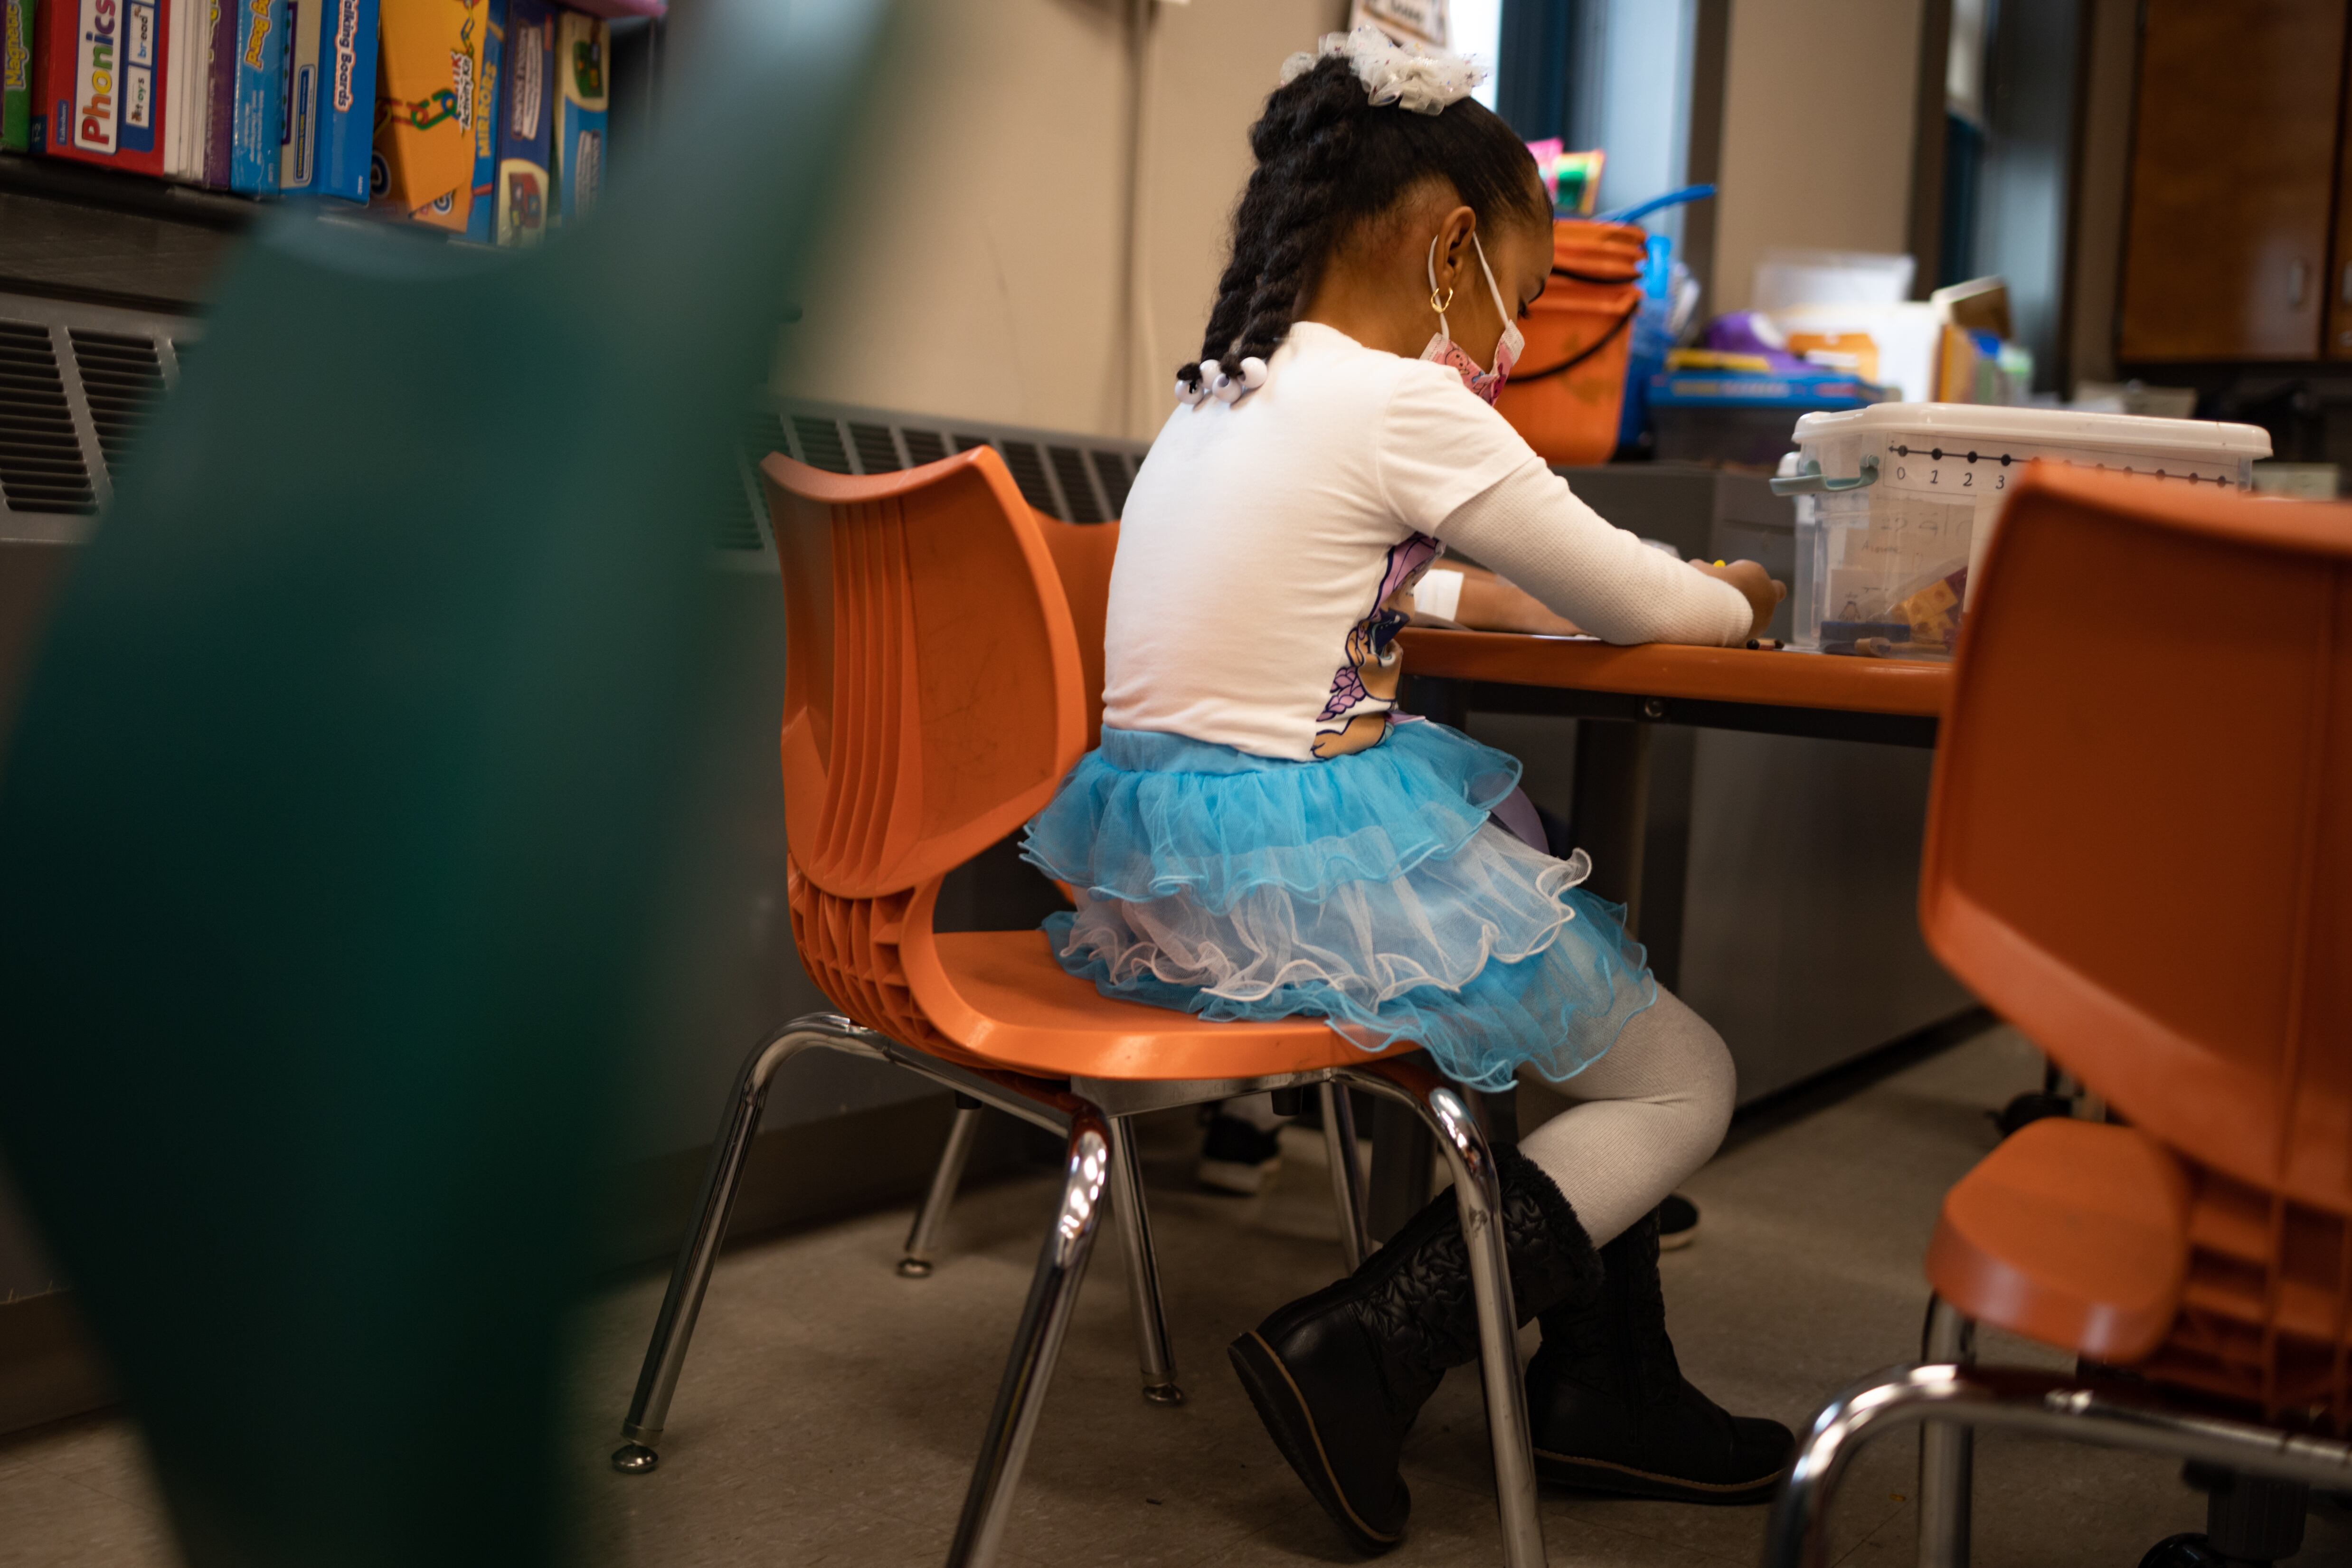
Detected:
left=788, top=0, right=1941, bottom=425
left=1711, top=0, right=1927, bottom=313
left=777, top=0, right=1343, bottom=441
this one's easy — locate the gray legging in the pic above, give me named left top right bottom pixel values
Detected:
left=1516, top=984, right=1734, bottom=1247
left=1224, top=982, right=1734, bottom=1249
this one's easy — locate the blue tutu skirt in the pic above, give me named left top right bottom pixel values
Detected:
left=1019, top=720, right=1657, bottom=1091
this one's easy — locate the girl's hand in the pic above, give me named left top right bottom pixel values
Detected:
left=1693, top=559, right=1786, bottom=640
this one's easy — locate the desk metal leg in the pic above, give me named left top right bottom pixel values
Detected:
left=1470, top=1085, right=1519, bottom=1154
left=1367, top=1096, right=1435, bottom=1245
left=1570, top=718, right=1653, bottom=929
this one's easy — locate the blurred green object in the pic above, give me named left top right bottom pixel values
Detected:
left=0, top=2, right=888, bottom=1563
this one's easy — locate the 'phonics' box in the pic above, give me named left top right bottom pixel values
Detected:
left=37, top=0, right=172, bottom=175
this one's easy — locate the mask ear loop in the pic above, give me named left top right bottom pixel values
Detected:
left=1470, top=233, right=1512, bottom=328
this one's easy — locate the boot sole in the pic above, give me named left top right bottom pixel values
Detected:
left=1533, top=1447, right=1785, bottom=1506
left=1227, top=1330, right=1404, bottom=1556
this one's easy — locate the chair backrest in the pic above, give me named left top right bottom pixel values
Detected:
left=1030, top=509, right=1118, bottom=749
left=1921, top=464, right=2352, bottom=1208
left=763, top=447, right=1088, bottom=901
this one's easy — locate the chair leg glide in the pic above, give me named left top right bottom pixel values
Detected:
left=899, top=1102, right=985, bottom=1278
left=1106, top=1114, right=1183, bottom=1405
left=611, top=1014, right=889, bottom=1475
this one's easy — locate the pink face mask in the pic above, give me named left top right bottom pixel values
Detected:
left=1419, top=232, right=1523, bottom=404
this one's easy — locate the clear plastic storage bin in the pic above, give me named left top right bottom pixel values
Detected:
left=1774, top=403, right=2271, bottom=658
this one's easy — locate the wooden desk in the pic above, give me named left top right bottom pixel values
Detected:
left=1367, top=633, right=1956, bottom=1239
left=1397, top=630, right=1950, bottom=743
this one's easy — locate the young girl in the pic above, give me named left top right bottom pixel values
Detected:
left=1021, top=28, right=1791, bottom=1555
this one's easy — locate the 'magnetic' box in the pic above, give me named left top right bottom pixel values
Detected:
left=459, top=0, right=501, bottom=241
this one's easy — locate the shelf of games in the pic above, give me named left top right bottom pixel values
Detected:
left=1, top=0, right=659, bottom=245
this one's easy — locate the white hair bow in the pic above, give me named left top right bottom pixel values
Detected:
left=1279, top=24, right=1487, bottom=116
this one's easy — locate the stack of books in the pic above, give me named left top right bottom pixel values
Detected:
left=0, top=0, right=636, bottom=242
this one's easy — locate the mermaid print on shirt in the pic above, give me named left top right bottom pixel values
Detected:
left=1311, top=532, right=1442, bottom=758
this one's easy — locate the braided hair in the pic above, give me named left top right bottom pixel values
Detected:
left=1177, top=54, right=1548, bottom=400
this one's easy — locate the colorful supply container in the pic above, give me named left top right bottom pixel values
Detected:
left=1492, top=219, right=1645, bottom=466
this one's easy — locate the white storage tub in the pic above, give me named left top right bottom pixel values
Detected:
left=1773, top=403, right=2271, bottom=658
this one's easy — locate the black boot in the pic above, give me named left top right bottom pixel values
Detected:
left=1228, top=1149, right=1602, bottom=1555
left=1525, top=1210, right=1793, bottom=1503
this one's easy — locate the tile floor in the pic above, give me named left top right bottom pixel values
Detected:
left=9, top=1026, right=2352, bottom=1567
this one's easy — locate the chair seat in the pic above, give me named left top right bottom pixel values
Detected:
left=902, top=925, right=1412, bottom=1082
left=1925, top=1117, right=2191, bottom=1364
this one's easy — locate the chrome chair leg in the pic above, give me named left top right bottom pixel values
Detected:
left=899, top=1102, right=984, bottom=1278
left=1345, top=1063, right=1548, bottom=1568
left=1763, top=1362, right=2352, bottom=1568
left=1917, top=1295, right=1977, bottom=1568
left=1319, top=1080, right=1371, bottom=1271
left=946, top=1107, right=1114, bottom=1568
left=1104, top=1115, right=1182, bottom=1405
left=612, top=1012, right=889, bottom=1474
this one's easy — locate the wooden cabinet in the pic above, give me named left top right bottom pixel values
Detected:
left=2118, top=0, right=2346, bottom=363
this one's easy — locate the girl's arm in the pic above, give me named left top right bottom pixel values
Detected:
left=1407, top=562, right=1585, bottom=635
left=1436, top=460, right=1780, bottom=645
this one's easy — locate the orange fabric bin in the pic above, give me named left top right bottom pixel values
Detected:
left=1494, top=219, right=1647, bottom=466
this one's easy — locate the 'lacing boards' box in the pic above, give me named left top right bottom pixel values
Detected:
left=279, top=0, right=376, bottom=200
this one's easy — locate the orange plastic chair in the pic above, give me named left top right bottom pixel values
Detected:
left=1033, top=508, right=1118, bottom=749
left=891, top=504, right=1129, bottom=1281
left=608, top=446, right=1555, bottom=1568
left=1765, top=463, right=2352, bottom=1568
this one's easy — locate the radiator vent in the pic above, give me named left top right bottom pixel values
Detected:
left=847, top=422, right=900, bottom=474
left=1090, top=450, right=1133, bottom=516
left=68, top=328, right=167, bottom=479
left=1049, top=446, right=1103, bottom=523
left=0, top=321, right=97, bottom=516
left=790, top=415, right=852, bottom=475
left=720, top=410, right=788, bottom=551
left=998, top=441, right=1058, bottom=514
left=901, top=428, right=947, bottom=467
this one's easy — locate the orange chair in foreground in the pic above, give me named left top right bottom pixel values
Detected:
left=608, top=448, right=1554, bottom=1568
left=1765, top=465, right=2352, bottom=1568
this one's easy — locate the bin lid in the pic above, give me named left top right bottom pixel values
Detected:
left=1791, top=401, right=2271, bottom=461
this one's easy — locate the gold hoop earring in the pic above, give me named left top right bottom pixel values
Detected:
left=1429, top=285, right=1455, bottom=312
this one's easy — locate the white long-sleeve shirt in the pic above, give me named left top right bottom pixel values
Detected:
left=1100, top=321, right=1750, bottom=761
